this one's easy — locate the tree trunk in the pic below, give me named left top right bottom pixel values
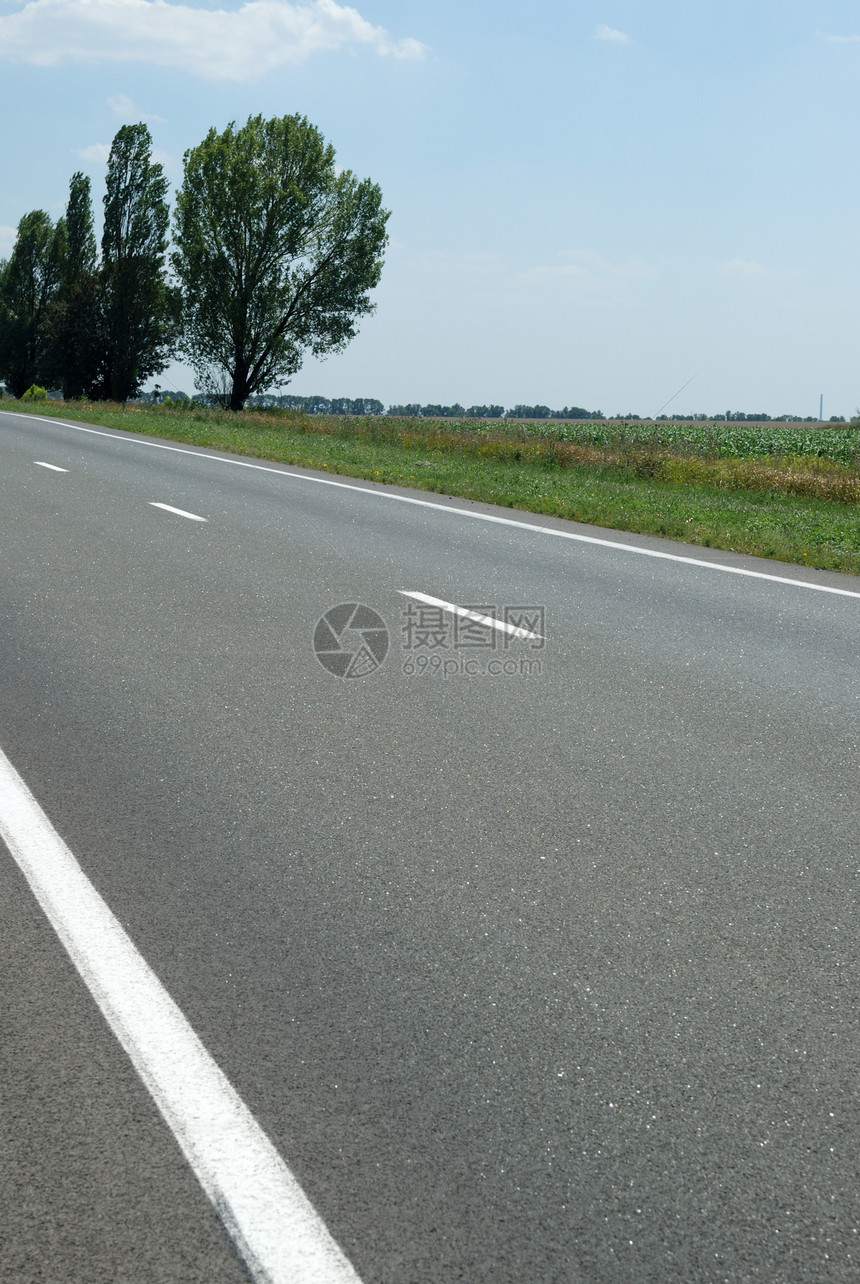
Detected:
left=229, top=366, right=249, bottom=412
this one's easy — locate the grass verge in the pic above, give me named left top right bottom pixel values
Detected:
left=7, top=399, right=859, bottom=575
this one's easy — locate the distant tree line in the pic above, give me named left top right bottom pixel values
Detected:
left=506, top=404, right=604, bottom=420
left=384, top=403, right=605, bottom=419
left=203, top=399, right=849, bottom=424
left=247, top=394, right=385, bottom=415
left=244, top=400, right=605, bottom=419
left=386, top=403, right=500, bottom=418
left=713, top=411, right=846, bottom=423
left=235, top=402, right=839, bottom=423
left=0, top=115, right=388, bottom=410
left=610, top=411, right=844, bottom=424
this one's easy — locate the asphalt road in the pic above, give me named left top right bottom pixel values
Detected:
left=1, top=408, right=858, bottom=1283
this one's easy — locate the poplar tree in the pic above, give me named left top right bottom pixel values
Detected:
left=42, top=173, right=103, bottom=399
left=0, top=210, right=64, bottom=397
left=100, top=124, right=177, bottom=401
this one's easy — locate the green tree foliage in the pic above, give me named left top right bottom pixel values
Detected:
left=387, top=404, right=470, bottom=418
left=246, top=394, right=384, bottom=414
left=100, top=125, right=177, bottom=401
left=42, top=173, right=104, bottom=399
left=0, top=210, right=64, bottom=398
left=173, top=114, right=389, bottom=412
left=506, top=404, right=603, bottom=420
left=466, top=405, right=504, bottom=418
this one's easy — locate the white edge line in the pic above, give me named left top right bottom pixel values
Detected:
left=34, top=461, right=69, bottom=472
left=10, top=412, right=860, bottom=601
left=0, top=745, right=361, bottom=1284
left=399, top=591, right=542, bottom=640
left=149, top=501, right=207, bottom=522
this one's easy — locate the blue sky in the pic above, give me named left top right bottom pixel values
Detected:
left=2, top=0, right=859, bottom=416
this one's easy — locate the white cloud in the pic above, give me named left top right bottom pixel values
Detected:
left=0, top=225, right=17, bottom=257
left=523, top=263, right=589, bottom=280
left=820, top=32, right=860, bottom=43
left=720, top=258, right=767, bottom=275
left=75, top=142, right=111, bottom=163
left=595, top=24, right=630, bottom=44
left=719, top=258, right=777, bottom=279
left=108, top=92, right=135, bottom=115
left=108, top=93, right=165, bottom=122
left=718, top=258, right=801, bottom=282
left=521, top=250, right=653, bottom=285
left=0, top=0, right=427, bottom=80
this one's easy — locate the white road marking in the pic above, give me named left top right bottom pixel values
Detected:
left=9, top=413, right=860, bottom=601
left=34, top=461, right=68, bottom=472
left=0, top=744, right=362, bottom=1284
left=399, top=591, right=543, bottom=640
left=149, top=501, right=207, bottom=522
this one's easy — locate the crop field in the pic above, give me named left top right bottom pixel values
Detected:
left=6, top=400, right=859, bottom=573
left=436, top=415, right=860, bottom=465
left=263, top=413, right=860, bottom=501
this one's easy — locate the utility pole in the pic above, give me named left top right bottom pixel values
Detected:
left=819, top=394, right=823, bottom=421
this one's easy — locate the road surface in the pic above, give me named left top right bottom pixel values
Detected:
left=1, top=408, right=858, bottom=1282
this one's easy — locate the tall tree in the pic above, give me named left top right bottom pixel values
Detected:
left=172, top=114, right=389, bottom=412
left=42, top=173, right=104, bottom=399
left=65, top=170, right=97, bottom=283
left=0, top=210, right=64, bottom=398
left=101, top=124, right=176, bottom=401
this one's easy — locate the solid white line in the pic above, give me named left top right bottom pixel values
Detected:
left=399, top=591, right=543, bottom=640
left=9, top=413, right=860, bottom=601
left=0, top=744, right=361, bottom=1284
left=34, top=461, right=68, bottom=472
left=149, top=501, right=207, bottom=522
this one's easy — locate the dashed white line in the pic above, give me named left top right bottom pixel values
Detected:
left=9, top=413, right=860, bottom=601
left=0, top=744, right=361, bottom=1284
left=149, top=502, right=207, bottom=522
left=34, top=461, right=68, bottom=472
left=399, top=591, right=543, bottom=640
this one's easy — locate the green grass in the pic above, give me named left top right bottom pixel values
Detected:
left=8, top=399, right=859, bottom=574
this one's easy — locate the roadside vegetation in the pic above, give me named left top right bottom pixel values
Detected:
left=8, top=398, right=858, bottom=574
